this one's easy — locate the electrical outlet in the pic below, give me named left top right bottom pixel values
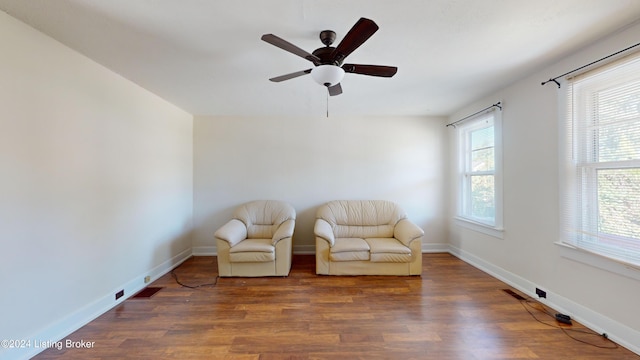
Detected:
left=115, top=289, right=124, bottom=300
left=144, top=276, right=151, bottom=283
left=535, top=287, right=547, bottom=298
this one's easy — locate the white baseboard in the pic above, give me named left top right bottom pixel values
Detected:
left=192, top=245, right=216, bottom=256
left=5, top=248, right=192, bottom=360
left=422, top=242, right=449, bottom=253
left=448, top=245, right=640, bottom=356
left=293, top=244, right=315, bottom=254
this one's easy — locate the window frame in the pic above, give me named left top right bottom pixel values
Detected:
left=455, top=107, right=504, bottom=238
left=559, top=51, right=640, bottom=271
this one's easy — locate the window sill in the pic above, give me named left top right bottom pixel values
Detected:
left=555, top=241, right=640, bottom=282
left=454, top=216, right=504, bottom=239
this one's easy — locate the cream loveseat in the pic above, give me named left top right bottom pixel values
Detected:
left=314, top=200, right=423, bottom=275
left=215, top=200, right=295, bottom=277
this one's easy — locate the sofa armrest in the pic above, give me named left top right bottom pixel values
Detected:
left=394, top=219, right=424, bottom=247
left=214, top=219, right=247, bottom=247
left=314, top=219, right=335, bottom=247
left=272, top=219, right=295, bottom=245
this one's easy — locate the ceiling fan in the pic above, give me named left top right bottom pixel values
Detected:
left=261, top=17, right=398, bottom=96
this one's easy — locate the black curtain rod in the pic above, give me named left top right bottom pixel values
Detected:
left=446, top=102, right=502, bottom=128
left=541, top=41, right=640, bottom=88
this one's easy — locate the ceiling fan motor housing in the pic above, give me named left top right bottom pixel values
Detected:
left=313, top=30, right=342, bottom=66
left=312, top=46, right=341, bottom=66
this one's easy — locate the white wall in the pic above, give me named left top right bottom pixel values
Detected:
left=0, top=12, right=193, bottom=360
left=193, top=115, right=447, bottom=254
left=447, top=22, right=640, bottom=353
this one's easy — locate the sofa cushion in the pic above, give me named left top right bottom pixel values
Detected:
left=366, top=238, right=412, bottom=263
left=317, top=200, right=407, bottom=239
left=229, top=238, right=275, bottom=262
left=330, top=238, right=370, bottom=262
left=370, top=252, right=412, bottom=263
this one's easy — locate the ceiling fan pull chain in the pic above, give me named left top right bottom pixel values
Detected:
left=326, top=89, right=329, bottom=118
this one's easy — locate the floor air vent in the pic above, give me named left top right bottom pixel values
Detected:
left=132, top=287, right=163, bottom=299
left=502, top=288, right=527, bottom=301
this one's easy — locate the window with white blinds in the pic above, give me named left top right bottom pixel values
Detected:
left=560, top=51, right=640, bottom=267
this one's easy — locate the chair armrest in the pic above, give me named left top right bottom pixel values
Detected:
left=394, top=219, right=424, bottom=247
left=214, top=219, right=247, bottom=247
left=272, top=219, right=295, bottom=245
left=314, top=219, right=335, bottom=247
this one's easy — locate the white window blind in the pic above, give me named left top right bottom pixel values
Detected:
left=561, top=51, right=640, bottom=267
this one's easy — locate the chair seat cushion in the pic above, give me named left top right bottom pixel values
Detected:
left=365, top=238, right=412, bottom=263
left=229, top=239, right=275, bottom=262
left=330, top=238, right=370, bottom=262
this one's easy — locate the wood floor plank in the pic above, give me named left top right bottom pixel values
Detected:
left=30, top=254, right=638, bottom=359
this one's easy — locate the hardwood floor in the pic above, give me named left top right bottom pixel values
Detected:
left=33, top=254, right=638, bottom=359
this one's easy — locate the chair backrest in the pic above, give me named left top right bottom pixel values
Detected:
left=316, top=200, right=407, bottom=238
left=234, top=200, right=295, bottom=239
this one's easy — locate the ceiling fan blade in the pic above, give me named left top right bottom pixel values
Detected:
left=261, top=34, right=320, bottom=64
left=328, top=83, right=343, bottom=96
left=269, top=69, right=312, bottom=82
left=342, top=64, right=398, bottom=77
left=332, top=18, right=379, bottom=64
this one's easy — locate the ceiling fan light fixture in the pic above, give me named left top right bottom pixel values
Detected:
left=311, top=65, right=345, bottom=87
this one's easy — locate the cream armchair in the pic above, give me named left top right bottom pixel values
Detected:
left=215, top=200, right=295, bottom=277
left=315, top=200, right=423, bottom=275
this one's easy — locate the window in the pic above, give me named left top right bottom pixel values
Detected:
left=560, top=52, right=640, bottom=267
left=456, top=108, right=503, bottom=234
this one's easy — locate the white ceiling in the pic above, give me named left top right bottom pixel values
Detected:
left=1, top=0, right=640, bottom=117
